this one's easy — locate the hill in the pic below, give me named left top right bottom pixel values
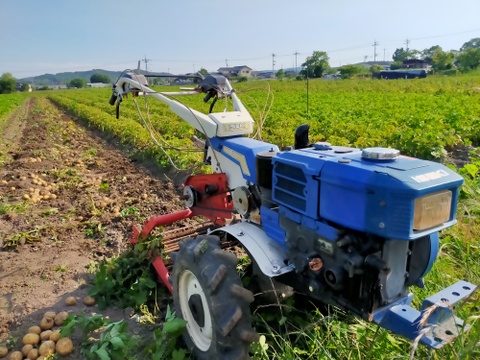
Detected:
left=19, top=69, right=124, bottom=86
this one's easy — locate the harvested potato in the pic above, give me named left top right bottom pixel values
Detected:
left=23, top=333, right=40, bottom=345
left=27, top=348, right=39, bottom=359
left=0, top=346, right=8, bottom=358
left=38, top=341, right=55, bottom=356
left=9, top=351, right=22, bottom=360
left=22, top=344, right=33, bottom=356
left=39, top=317, right=54, bottom=330
left=56, top=337, right=73, bottom=356
left=28, top=326, right=41, bottom=335
left=50, top=329, right=61, bottom=342
left=65, top=296, right=76, bottom=306
left=40, top=330, right=52, bottom=341
left=43, top=311, right=56, bottom=319
left=54, top=311, right=68, bottom=326
left=83, top=296, right=96, bottom=306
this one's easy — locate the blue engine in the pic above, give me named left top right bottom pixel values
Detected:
left=209, top=132, right=472, bottom=347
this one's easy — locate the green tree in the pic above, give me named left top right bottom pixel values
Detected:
left=20, top=83, right=31, bottom=92
left=456, top=48, right=480, bottom=70
left=0, top=73, right=17, bottom=94
left=300, top=51, right=330, bottom=78
left=422, top=45, right=442, bottom=61
left=460, top=37, right=480, bottom=51
left=69, top=78, right=87, bottom=88
left=90, top=73, right=111, bottom=83
left=392, top=48, right=420, bottom=62
left=370, top=64, right=385, bottom=75
left=276, top=68, right=286, bottom=80
left=431, top=48, right=454, bottom=71
left=392, top=48, right=409, bottom=62
left=338, top=64, right=361, bottom=79
left=198, top=68, right=209, bottom=77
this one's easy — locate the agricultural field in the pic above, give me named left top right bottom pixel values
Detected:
left=1, top=74, right=480, bottom=359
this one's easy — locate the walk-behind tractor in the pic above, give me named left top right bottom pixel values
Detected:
left=110, top=70, right=476, bottom=359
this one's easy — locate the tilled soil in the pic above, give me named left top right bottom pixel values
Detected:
left=0, top=97, right=193, bottom=357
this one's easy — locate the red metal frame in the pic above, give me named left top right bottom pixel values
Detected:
left=185, top=173, right=233, bottom=226
left=128, top=173, right=234, bottom=294
left=130, top=209, right=193, bottom=294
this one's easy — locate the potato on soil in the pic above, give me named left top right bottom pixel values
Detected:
left=43, top=311, right=56, bottom=319
left=50, top=329, right=61, bottom=342
left=40, top=330, right=53, bottom=341
left=83, top=296, right=96, bottom=306
left=56, top=337, right=73, bottom=356
left=64, top=296, right=76, bottom=306
left=22, top=344, right=33, bottom=356
left=54, top=311, right=68, bottom=326
left=9, top=351, right=22, bottom=360
left=40, top=317, right=54, bottom=330
left=38, top=341, right=55, bottom=356
left=27, top=348, right=39, bottom=359
left=23, top=333, right=40, bottom=345
left=28, top=325, right=41, bottom=335
left=0, top=346, right=7, bottom=358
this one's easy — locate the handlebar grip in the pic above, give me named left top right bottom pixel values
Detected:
left=203, top=90, right=216, bottom=103
left=109, top=93, right=118, bottom=106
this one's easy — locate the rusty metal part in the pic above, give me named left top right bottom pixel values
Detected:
left=309, top=257, right=323, bottom=271
left=162, top=222, right=214, bottom=253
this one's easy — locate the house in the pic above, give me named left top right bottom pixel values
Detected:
left=401, top=59, right=431, bottom=71
left=254, top=70, right=275, bottom=79
left=217, top=65, right=253, bottom=79
left=87, top=82, right=111, bottom=88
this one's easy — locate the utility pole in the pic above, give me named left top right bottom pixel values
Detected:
left=383, top=48, right=386, bottom=62
left=294, top=51, right=299, bottom=76
left=272, top=53, right=276, bottom=76
left=405, top=39, right=410, bottom=52
left=373, top=41, right=378, bottom=63
left=142, top=55, right=151, bottom=73
left=225, top=59, right=228, bottom=67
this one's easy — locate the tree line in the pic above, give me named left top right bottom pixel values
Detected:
left=297, top=37, right=480, bottom=80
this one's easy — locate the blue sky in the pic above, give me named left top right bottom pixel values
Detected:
left=1, top=0, right=479, bottom=79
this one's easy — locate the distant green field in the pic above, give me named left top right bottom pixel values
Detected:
left=0, top=93, right=28, bottom=121
left=48, top=74, right=480, bottom=164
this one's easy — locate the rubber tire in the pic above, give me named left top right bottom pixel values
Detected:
left=172, top=235, right=259, bottom=360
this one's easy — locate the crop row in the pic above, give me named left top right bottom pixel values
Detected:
left=48, top=75, right=480, bottom=161
left=0, top=93, right=28, bottom=121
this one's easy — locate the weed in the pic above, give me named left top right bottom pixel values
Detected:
left=55, top=263, right=69, bottom=272
left=0, top=197, right=28, bottom=215
left=85, top=260, right=99, bottom=274
left=120, top=206, right=139, bottom=218
left=41, top=207, right=59, bottom=216
left=98, top=181, right=110, bottom=193
left=84, top=222, right=105, bottom=239
left=145, top=305, right=188, bottom=360
left=88, top=249, right=159, bottom=310
left=2, top=226, right=45, bottom=249
left=84, top=147, right=98, bottom=158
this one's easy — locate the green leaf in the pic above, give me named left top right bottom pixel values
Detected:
left=172, top=348, right=187, bottom=360
left=163, top=318, right=187, bottom=336
left=94, top=347, right=111, bottom=360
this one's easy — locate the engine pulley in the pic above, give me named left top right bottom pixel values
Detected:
left=232, top=186, right=254, bottom=216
